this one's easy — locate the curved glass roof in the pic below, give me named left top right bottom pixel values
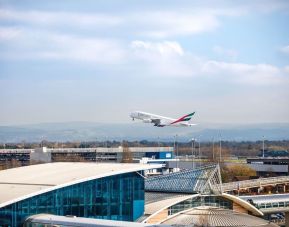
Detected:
left=0, top=162, right=160, bottom=208
left=145, top=164, right=222, bottom=195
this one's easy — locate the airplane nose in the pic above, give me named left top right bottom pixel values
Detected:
left=130, top=113, right=136, bottom=121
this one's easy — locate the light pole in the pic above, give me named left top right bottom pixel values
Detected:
left=212, top=137, right=215, bottom=163
left=262, top=136, right=265, bottom=158
left=176, top=134, right=179, bottom=170
left=191, top=138, right=195, bottom=169
left=198, top=136, right=201, bottom=161
left=219, top=132, right=222, bottom=163
left=195, top=135, right=201, bottom=165
left=173, top=135, right=176, bottom=158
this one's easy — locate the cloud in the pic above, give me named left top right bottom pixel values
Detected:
left=1, top=29, right=287, bottom=86
left=131, top=11, right=220, bottom=38
left=41, top=34, right=125, bottom=63
left=0, top=8, right=232, bottom=39
left=126, top=1, right=289, bottom=39
left=1, top=1, right=289, bottom=40
left=202, top=61, right=283, bottom=85
left=280, top=45, right=289, bottom=55
left=130, top=40, right=287, bottom=85
left=0, top=9, right=122, bottom=28
left=284, top=66, right=289, bottom=74
left=0, top=27, right=22, bottom=40
left=242, top=0, right=289, bottom=13
left=130, top=40, right=198, bottom=77
left=213, top=45, right=238, bottom=60
left=131, top=40, right=184, bottom=57
left=0, top=28, right=125, bottom=64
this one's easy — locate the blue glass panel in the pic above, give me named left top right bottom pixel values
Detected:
left=0, top=172, right=144, bottom=226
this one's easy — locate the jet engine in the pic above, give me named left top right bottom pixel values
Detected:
left=143, top=119, right=152, bottom=123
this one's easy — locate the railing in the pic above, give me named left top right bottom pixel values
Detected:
left=257, top=201, right=289, bottom=213
left=0, top=149, right=32, bottom=153
left=238, top=194, right=289, bottom=213
left=222, top=176, right=289, bottom=191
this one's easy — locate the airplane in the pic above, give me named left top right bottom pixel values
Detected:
left=130, top=111, right=196, bottom=127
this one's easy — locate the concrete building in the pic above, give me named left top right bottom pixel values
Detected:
left=247, top=157, right=289, bottom=176
left=0, top=162, right=161, bottom=226
left=0, top=149, right=31, bottom=167
left=0, top=146, right=174, bottom=164
left=30, top=147, right=51, bottom=163
left=140, top=165, right=264, bottom=225
left=1, top=161, right=284, bottom=227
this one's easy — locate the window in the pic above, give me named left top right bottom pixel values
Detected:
left=0, top=172, right=144, bottom=226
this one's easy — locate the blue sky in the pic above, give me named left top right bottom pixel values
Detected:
left=0, top=0, right=289, bottom=125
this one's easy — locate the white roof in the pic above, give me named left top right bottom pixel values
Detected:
left=0, top=162, right=160, bottom=208
left=161, top=206, right=277, bottom=227
left=27, top=214, right=166, bottom=227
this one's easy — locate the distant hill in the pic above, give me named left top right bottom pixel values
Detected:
left=0, top=122, right=289, bottom=142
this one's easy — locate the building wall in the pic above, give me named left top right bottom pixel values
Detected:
left=0, top=147, right=174, bottom=165
left=248, top=163, right=288, bottom=176
left=168, top=196, right=233, bottom=216
left=0, top=150, right=30, bottom=165
left=30, top=147, right=51, bottom=163
left=0, top=172, right=144, bottom=226
left=145, top=151, right=173, bottom=160
left=146, top=209, right=168, bottom=224
left=233, top=202, right=248, bottom=214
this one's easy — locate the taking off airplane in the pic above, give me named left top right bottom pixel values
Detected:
left=130, top=111, right=196, bottom=127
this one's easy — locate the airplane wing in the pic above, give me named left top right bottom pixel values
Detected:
left=179, top=122, right=197, bottom=126
left=146, top=113, right=175, bottom=121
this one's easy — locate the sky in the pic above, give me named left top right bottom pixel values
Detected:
left=0, top=0, right=289, bottom=126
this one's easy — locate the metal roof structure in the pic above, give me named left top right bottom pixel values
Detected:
left=144, top=193, right=199, bottom=218
left=145, top=164, right=222, bottom=195
left=140, top=192, right=263, bottom=223
left=240, top=193, right=289, bottom=213
left=0, top=162, right=161, bottom=208
left=145, top=192, right=194, bottom=205
left=241, top=193, right=289, bottom=204
left=160, top=206, right=278, bottom=227
left=222, top=176, right=289, bottom=192
left=25, top=214, right=170, bottom=227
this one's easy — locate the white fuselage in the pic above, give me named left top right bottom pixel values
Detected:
left=130, top=111, right=195, bottom=127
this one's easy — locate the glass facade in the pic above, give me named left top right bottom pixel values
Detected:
left=145, top=164, right=222, bottom=195
left=168, top=195, right=233, bottom=215
left=256, top=201, right=289, bottom=209
left=0, top=172, right=144, bottom=227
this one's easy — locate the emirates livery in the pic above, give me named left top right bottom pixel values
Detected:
left=130, top=111, right=196, bottom=127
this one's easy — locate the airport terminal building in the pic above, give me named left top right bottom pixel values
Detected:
left=0, top=147, right=174, bottom=166
left=0, top=162, right=160, bottom=226
left=0, top=162, right=280, bottom=227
